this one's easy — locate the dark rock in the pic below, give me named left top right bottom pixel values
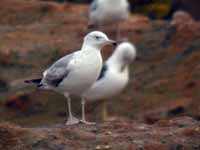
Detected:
left=167, top=106, right=185, bottom=117
left=57, top=111, right=67, bottom=117
left=5, top=92, right=44, bottom=115
left=185, top=81, right=196, bottom=89
left=170, top=144, right=183, bottom=150
left=0, top=79, right=9, bottom=92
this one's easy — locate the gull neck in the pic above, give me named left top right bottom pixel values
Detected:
left=107, top=0, right=123, bottom=5
left=81, top=43, right=101, bottom=52
left=107, top=51, right=127, bottom=72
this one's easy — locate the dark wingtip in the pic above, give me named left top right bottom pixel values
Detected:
left=24, top=78, right=42, bottom=84
left=24, top=80, right=31, bottom=83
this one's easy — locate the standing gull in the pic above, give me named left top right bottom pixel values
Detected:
left=25, top=31, right=116, bottom=125
left=83, top=42, right=136, bottom=122
left=89, top=0, right=130, bottom=39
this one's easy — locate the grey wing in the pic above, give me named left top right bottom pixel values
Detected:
left=42, top=53, right=74, bottom=87
left=90, top=0, right=98, bottom=12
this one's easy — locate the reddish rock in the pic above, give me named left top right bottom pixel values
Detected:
left=0, top=123, right=27, bottom=150
left=4, top=92, right=44, bottom=115
left=5, top=94, right=31, bottom=112
left=0, top=117, right=199, bottom=150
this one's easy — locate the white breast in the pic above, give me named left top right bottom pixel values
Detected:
left=58, top=50, right=102, bottom=96
left=84, top=67, right=129, bottom=101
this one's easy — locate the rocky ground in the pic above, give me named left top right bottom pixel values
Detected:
left=1, top=117, right=200, bottom=150
left=0, top=0, right=199, bottom=149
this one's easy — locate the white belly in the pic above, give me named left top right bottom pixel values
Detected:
left=58, top=51, right=102, bottom=96
left=84, top=69, right=129, bottom=101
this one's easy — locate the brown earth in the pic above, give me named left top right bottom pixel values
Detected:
left=0, top=0, right=199, bottom=149
left=0, top=117, right=200, bottom=150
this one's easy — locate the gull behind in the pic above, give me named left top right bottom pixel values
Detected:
left=83, top=42, right=137, bottom=122
left=89, top=0, right=130, bottom=39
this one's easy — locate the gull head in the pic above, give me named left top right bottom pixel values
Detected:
left=116, top=42, right=137, bottom=64
left=83, top=31, right=116, bottom=49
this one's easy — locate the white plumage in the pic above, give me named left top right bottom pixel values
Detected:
left=25, top=31, right=116, bottom=125
left=83, top=42, right=137, bottom=121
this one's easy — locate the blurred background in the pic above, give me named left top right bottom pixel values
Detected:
left=45, top=0, right=200, bottom=20
left=0, top=0, right=199, bottom=127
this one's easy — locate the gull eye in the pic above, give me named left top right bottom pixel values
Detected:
left=95, top=36, right=101, bottom=40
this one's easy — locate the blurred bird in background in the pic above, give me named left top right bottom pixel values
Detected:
left=83, top=42, right=137, bottom=122
left=89, top=0, right=130, bottom=40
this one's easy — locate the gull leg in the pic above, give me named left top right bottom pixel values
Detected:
left=64, top=94, right=79, bottom=125
left=101, top=100, right=108, bottom=121
left=101, top=100, right=117, bottom=121
left=80, top=98, right=96, bottom=125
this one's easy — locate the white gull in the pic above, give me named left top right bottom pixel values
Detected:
left=89, top=0, right=130, bottom=39
left=25, top=31, right=116, bottom=125
left=83, top=42, right=137, bottom=122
